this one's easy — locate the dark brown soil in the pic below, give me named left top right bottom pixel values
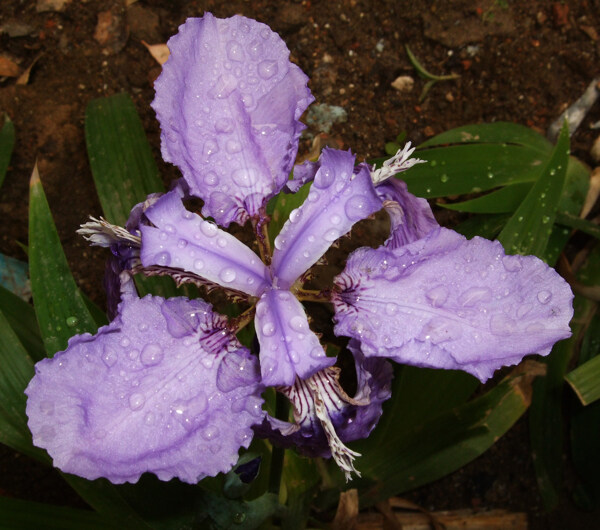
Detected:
left=1, top=1, right=599, bottom=528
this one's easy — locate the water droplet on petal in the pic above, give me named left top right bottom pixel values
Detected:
left=144, top=412, right=155, bottom=426
left=200, top=221, right=218, bottom=238
left=154, top=251, right=171, bottom=266
left=345, top=195, right=369, bottom=221
left=289, top=315, right=306, bottom=332
left=314, top=168, right=335, bottom=189
left=203, top=139, right=219, bottom=157
left=226, top=140, right=242, bottom=154
left=194, top=259, right=205, bottom=271
left=204, top=171, right=218, bottom=186
left=537, top=290, right=552, bottom=304
left=262, top=322, right=276, bottom=336
left=217, top=237, right=228, bottom=248
left=258, top=59, right=278, bottom=79
left=310, top=346, right=325, bottom=359
left=459, top=287, right=492, bottom=307
left=129, top=393, right=145, bottom=411
left=289, top=350, right=300, bottom=364
left=226, top=40, right=244, bottom=61
left=274, top=234, right=286, bottom=250
left=426, top=285, right=449, bottom=307
left=502, top=255, right=522, bottom=272
left=219, top=268, right=237, bottom=283
left=141, top=343, right=163, bottom=366
left=330, top=214, right=341, bottom=225
left=202, top=425, right=220, bottom=440
left=385, top=303, right=397, bottom=315
left=289, top=208, right=302, bottom=223
left=40, top=401, right=54, bottom=415
left=323, top=228, right=340, bottom=242
left=232, top=167, right=258, bottom=187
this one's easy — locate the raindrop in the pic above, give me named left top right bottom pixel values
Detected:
left=541, top=215, right=550, bottom=224
left=66, top=316, right=78, bottom=328
left=440, top=174, right=449, bottom=183
left=289, top=350, right=300, bottom=364
left=201, top=221, right=218, bottom=238
left=459, top=287, right=492, bottom=307
left=226, top=140, right=242, bottom=154
left=502, top=255, right=522, bottom=272
left=141, top=343, right=164, bottom=366
left=194, top=259, right=205, bottom=271
left=310, top=346, right=325, bottom=359
left=154, top=251, right=171, bottom=266
left=219, top=268, right=237, bottom=283
left=232, top=167, right=258, bottom=187
left=323, top=228, right=340, bottom=242
left=258, top=59, right=278, bottom=79
left=426, top=285, right=449, bottom=307
left=537, top=290, right=552, bottom=304
left=226, top=40, right=244, bottom=61
left=217, top=237, right=228, bottom=248
left=289, top=208, right=302, bottom=223
left=330, top=214, right=341, bottom=225
left=203, top=139, right=219, bottom=157
left=202, top=425, right=220, bottom=440
left=204, top=172, right=218, bottom=186
left=129, top=393, right=145, bottom=411
left=385, top=303, right=397, bottom=315
left=314, top=168, right=335, bottom=189
left=233, top=513, right=246, bottom=524
left=289, top=315, right=306, bottom=332
left=345, top=195, right=368, bottom=221
left=274, top=234, right=286, bottom=250
left=262, top=322, right=276, bottom=336
left=430, top=160, right=437, bottom=167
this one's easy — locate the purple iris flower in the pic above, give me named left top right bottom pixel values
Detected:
left=26, top=14, right=574, bottom=485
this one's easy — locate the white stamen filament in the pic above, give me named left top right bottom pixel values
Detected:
left=77, top=217, right=141, bottom=248
left=370, top=142, right=426, bottom=185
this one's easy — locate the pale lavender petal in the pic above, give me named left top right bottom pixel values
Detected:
left=332, top=228, right=574, bottom=382
left=285, top=159, right=319, bottom=193
left=376, top=178, right=438, bottom=249
left=254, top=347, right=392, bottom=464
left=271, top=148, right=381, bottom=289
left=25, top=289, right=264, bottom=484
left=140, top=191, right=270, bottom=297
left=254, top=289, right=335, bottom=386
left=152, top=14, right=313, bottom=227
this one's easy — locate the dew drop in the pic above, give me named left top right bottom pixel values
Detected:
left=154, top=251, right=171, bottom=266
left=66, top=316, right=78, bottom=328
left=289, top=208, right=302, bottom=223
left=426, top=285, right=449, bottom=307
left=232, top=167, right=258, bottom=187
left=314, top=168, right=335, bottom=189
left=502, top=255, right=522, bottom=272
left=144, top=412, right=155, bottom=426
left=385, top=303, right=397, bottom=315
left=200, top=221, right=218, bottom=238
left=262, top=322, right=276, bottom=337
left=204, top=171, right=218, bottom=186
left=289, top=315, right=306, bottom=332
left=258, top=59, right=278, bottom=79
left=141, top=343, right=164, bottom=366
left=274, top=234, right=286, bottom=250
left=289, top=350, right=300, bottom=364
left=203, top=139, right=219, bottom=157
left=440, top=174, right=449, bottom=183
left=537, top=290, right=552, bottom=304
left=330, top=214, right=341, bottom=225
left=129, top=393, right=145, bottom=411
left=219, top=268, right=237, bottom=283
left=345, top=195, right=369, bottom=221
left=226, top=140, right=242, bottom=154
left=217, top=237, right=228, bottom=248
left=459, top=287, right=492, bottom=307
left=226, top=40, right=244, bottom=61
left=323, top=228, right=340, bottom=242
left=202, top=425, right=220, bottom=440
left=194, top=259, right=205, bottom=271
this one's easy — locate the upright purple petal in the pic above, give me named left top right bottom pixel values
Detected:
left=25, top=287, right=264, bottom=484
left=254, top=288, right=335, bottom=386
left=271, top=148, right=382, bottom=288
left=332, top=228, right=574, bottom=382
left=140, top=191, right=270, bottom=297
left=152, top=14, right=313, bottom=227
left=376, top=178, right=438, bottom=248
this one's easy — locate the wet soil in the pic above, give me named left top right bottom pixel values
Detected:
left=1, top=1, right=599, bottom=528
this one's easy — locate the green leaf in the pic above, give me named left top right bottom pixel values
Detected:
left=85, top=94, right=164, bottom=226
left=0, top=284, right=45, bottom=362
left=28, top=165, right=98, bottom=356
left=497, top=121, right=570, bottom=257
left=556, top=212, right=600, bottom=241
left=419, top=122, right=553, bottom=153
left=453, top=213, right=510, bottom=240
left=355, top=364, right=540, bottom=506
left=196, top=491, right=281, bottom=529
left=0, top=308, right=47, bottom=461
left=566, top=351, right=600, bottom=405
left=85, top=93, right=178, bottom=299
left=0, top=496, right=120, bottom=530
left=0, top=114, right=15, bottom=190
left=441, top=182, right=532, bottom=213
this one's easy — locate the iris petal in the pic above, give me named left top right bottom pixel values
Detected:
left=152, top=14, right=313, bottom=226
left=25, top=286, right=264, bottom=484
left=333, top=227, right=573, bottom=382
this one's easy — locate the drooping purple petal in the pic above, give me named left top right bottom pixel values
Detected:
left=332, top=227, right=574, bottom=382
left=140, top=191, right=270, bottom=297
left=285, top=159, right=320, bottom=193
left=152, top=14, right=313, bottom=227
left=25, top=285, right=264, bottom=484
left=270, top=148, right=382, bottom=289
left=254, top=346, right=392, bottom=479
left=376, top=178, right=438, bottom=249
left=254, top=288, right=335, bottom=386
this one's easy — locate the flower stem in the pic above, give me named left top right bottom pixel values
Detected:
left=268, top=392, right=288, bottom=495
left=252, top=208, right=272, bottom=266
left=295, top=289, right=331, bottom=303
